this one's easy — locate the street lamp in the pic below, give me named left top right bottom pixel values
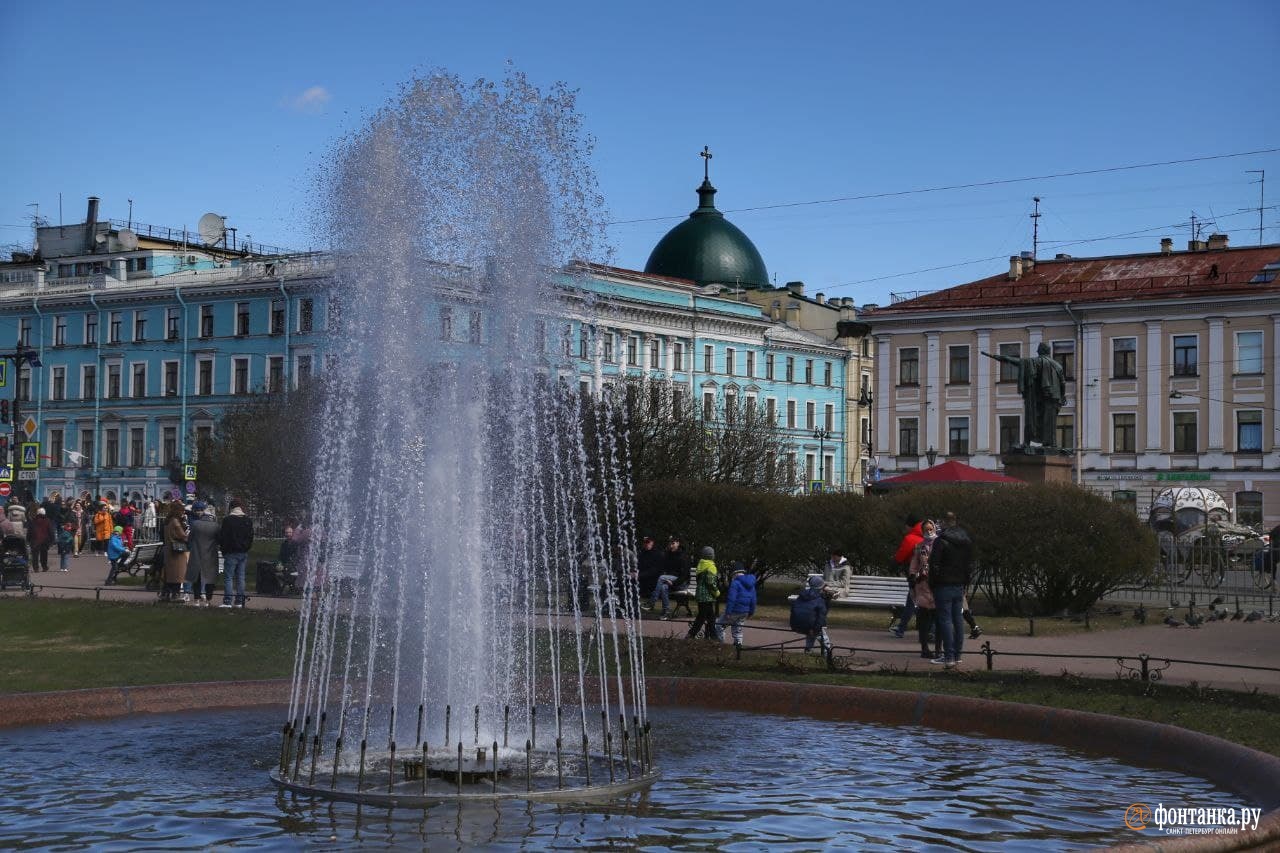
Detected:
left=6, top=338, right=42, bottom=492
left=926, top=446, right=938, bottom=467
left=813, top=427, right=830, bottom=485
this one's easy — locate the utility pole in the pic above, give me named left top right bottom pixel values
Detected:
left=1246, top=170, right=1265, bottom=246
left=1030, top=197, right=1042, bottom=260
left=6, top=338, right=42, bottom=502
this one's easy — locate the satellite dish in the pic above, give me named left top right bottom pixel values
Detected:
left=197, top=212, right=226, bottom=246
left=94, top=232, right=108, bottom=245
left=117, top=229, right=139, bottom=251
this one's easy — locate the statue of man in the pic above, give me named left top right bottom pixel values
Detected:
left=981, top=343, right=1067, bottom=447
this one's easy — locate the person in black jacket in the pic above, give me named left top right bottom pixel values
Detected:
left=635, top=536, right=663, bottom=603
left=646, top=537, right=689, bottom=619
left=790, top=575, right=830, bottom=654
left=928, top=511, right=973, bottom=668
left=217, top=499, right=255, bottom=608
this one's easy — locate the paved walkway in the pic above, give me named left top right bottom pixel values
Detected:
left=7, top=557, right=1278, bottom=692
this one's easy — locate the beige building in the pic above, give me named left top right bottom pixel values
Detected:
left=867, top=237, right=1280, bottom=527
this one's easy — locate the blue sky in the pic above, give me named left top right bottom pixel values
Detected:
left=2, top=0, right=1277, bottom=305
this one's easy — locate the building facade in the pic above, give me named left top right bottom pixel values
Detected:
left=867, top=237, right=1280, bottom=527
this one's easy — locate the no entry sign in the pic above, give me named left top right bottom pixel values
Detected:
left=0, top=483, right=11, bottom=497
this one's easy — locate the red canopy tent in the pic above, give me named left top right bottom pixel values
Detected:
left=871, top=459, right=1023, bottom=490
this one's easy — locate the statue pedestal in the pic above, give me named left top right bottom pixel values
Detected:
left=1001, top=453, right=1074, bottom=485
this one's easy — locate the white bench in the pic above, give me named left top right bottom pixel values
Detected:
left=789, top=573, right=910, bottom=608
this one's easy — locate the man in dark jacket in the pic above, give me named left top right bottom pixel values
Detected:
left=647, top=537, right=688, bottom=619
left=635, top=536, right=663, bottom=603
left=928, top=512, right=974, bottom=668
left=217, top=499, right=255, bottom=608
left=27, top=507, right=55, bottom=572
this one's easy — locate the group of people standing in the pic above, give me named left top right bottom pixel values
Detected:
left=892, top=512, right=980, bottom=668
left=159, top=498, right=255, bottom=607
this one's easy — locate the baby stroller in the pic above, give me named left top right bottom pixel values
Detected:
left=0, top=534, right=30, bottom=591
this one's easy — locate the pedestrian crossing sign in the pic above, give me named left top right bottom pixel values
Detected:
left=0, top=361, right=6, bottom=387
left=19, top=442, right=38, bottom=469
left=0, top=464, right=11, bottom=482
left=183, top=464, right=197, bottom=481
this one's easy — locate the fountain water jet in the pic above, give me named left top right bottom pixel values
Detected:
left=271, top=70, right=655, bottom=804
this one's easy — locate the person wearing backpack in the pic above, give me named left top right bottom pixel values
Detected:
left=790, top=575, right=831, bottom=654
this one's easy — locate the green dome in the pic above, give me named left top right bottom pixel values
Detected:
left=644, top=179, right=769, bottom=289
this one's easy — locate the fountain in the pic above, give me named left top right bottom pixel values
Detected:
left=269, top=71, right=655, bottom=804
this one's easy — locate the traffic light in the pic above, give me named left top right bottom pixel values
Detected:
left=0, top=436, right=8, bottom=458
left=0, top=399, right=8, bottom=424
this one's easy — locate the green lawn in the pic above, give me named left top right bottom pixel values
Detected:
left=3, top=597, right=1277, bottom=758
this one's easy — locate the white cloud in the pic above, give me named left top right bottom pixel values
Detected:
left=285, top=85, right=332, bottom=114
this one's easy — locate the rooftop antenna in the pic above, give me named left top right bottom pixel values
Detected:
left=127, top=199, right=133, bottom=230
left=1189, top=212, right=1200, bottom=243
left=198, top=212, right=227, bottom=248
left=1245, top=170, right=1264, bottom=246
left=1030, top=197, right=1042, bottom=260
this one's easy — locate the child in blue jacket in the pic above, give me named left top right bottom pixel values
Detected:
left=105, top=526, right=127, bottom=585
left=717, top=563, right=757, bottom=649
left=56, top=522, right=75, bottom=572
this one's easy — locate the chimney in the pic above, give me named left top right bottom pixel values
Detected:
left=1008, top=256, right=1023, bottom=281
left=1160, top=237, right=1173, bottom=254
left=1054, top=253, right=1072, bottom=260
left=785, top=280, right=805, bottom=297
left=769, top=300, right=782, bottom=321
left=1020, top=250, right=1035, bottom=272
left=785, top=302, right=801, bottom=325
left=815, top=292, right=825, bottom=304
left=111, top=257, right=127, bottom=281
left=1188, top=239, right=1207, bottom=251
left=85, top=196, right=100, bottom=253
left=1207, top=233, right=1229, bottom=250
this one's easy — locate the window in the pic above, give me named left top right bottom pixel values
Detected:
left=85, top=313, right=97, bottom=345
left=162, top=427, right=177, bottom=465
left=825, top=403, right=835, bottom=433
left=786, top=400, right=797, bottom=428
left=16, top=365, right=29, bottom=401
left=765, top=354, right=775, bottom=380
left=271, top=301, right=286, bottom=335
left=805, top=359, right=813, bottom=385
left=899, top=347, right=919, bottom=385
left=948, top=345, right=970, bottom=384
left=235, top=303, right=250, bottom=336
left=129, top=427, right=144, bottom=467
left=79, top=431, right=93, bottom=468
left=560, top=324, right=572, bottom=357
left=823, top=362, right=832, bottom=387
left=464, top=310, right=480, bottom=345
left=948, top=417, right=970, bottom=456
left=703, top=344, right=713, bottom=373
left=1055, top=414, right=1074, bottom=450
left=724, top=390, right=737, bottom=424
left=672, top=387, right=687, bottom=418
left=785, top=357, right=795, bottom=383
left=163, top=361, right=178, bottom=396
left=1112, top=490, right=1137, bottom=515
left=1236, top=491, right=1263, bottom=528
left=578, top=329, right=589, bottom=360
left=785, top=451, right=797, bottom=487
left=131, top=364, right=146, bottom=398
left=823, top=455, right=834, bottom=485
left=198, top=359, right=213, bottom=396
left=746, top=394, right=757, bottom=421
left=195, top=425, right=213, bottom=459
left=898, top=418, right=919, bottom=456
left=725, top=348, right=735, bottom=377
left=805, top=401, right=816, bottom=430
left=629, top=337, right=640, bottom=367
left=1237, top=410, right=1262, bottom=452
left=49, top=428, right=64, bottom=470
left=1052, top=341, right=1075, bottom=381
left=299, top=298, right=314, bottom=333
left=233, top=358, right=249, bottom=394
left=106, top=363, right=121, bottom=399
left=1172, top=335, right=1198, bottom=376
left=19, top=318, right=30, bottom=347
left=54, top=316, right=66, bottom=347
left=1236, top=331, right=1263, bottom=374
left=269, top=357, right=284, bottom=393
left=439, top=306, right=453, bottom=340
left=199, top=305, right=214, bottom=338
left=999, top=415, right=1020, bottom=453
left=745, top=351, right=755, bottom=378
left=649, top=340, right=659, bottom=369
left=1112, top=337, right=1136, bottom=378
left=327, top=294, right=342, bottom=332
left=603, top=334, right=614, bottom=363
left=51, top=367, right=66, bottom=401
left=296, top=355, right=313, bottom=386
left=104, top=428, right=119, bottom=467
left=671, top=341, right=683, bottom=371
left=649, top=384, right=662, bottom=417
left=128, top=256, right=149, bottom=272
left=804, top=453, right=816, bottom=483
left=702, top=391, right=714, bottom=421
left=1113, top=413, right=1136, bottom=453
left=81, top=365, right=96, bottom=400
left=764, top=397, right=777, bottom=425
left=166, top=308, right=180, bottom=340
left=109, top=311, right=122, bottom=343
left=133, top=311, right=147, bottom=342
left=1173, top=411, right=1198, bottom=453
left=860, top=417, right=870, bottom=447
left=998, top=343, right=1021, bottom=382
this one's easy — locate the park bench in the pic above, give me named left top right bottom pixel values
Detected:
left=788, top=573, right=909, bottom=609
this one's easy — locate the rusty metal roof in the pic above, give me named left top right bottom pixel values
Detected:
left=873, top=244, right=1280, bottom=314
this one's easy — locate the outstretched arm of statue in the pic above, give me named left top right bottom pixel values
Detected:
left=980, top=350, right=1018, bottom=367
